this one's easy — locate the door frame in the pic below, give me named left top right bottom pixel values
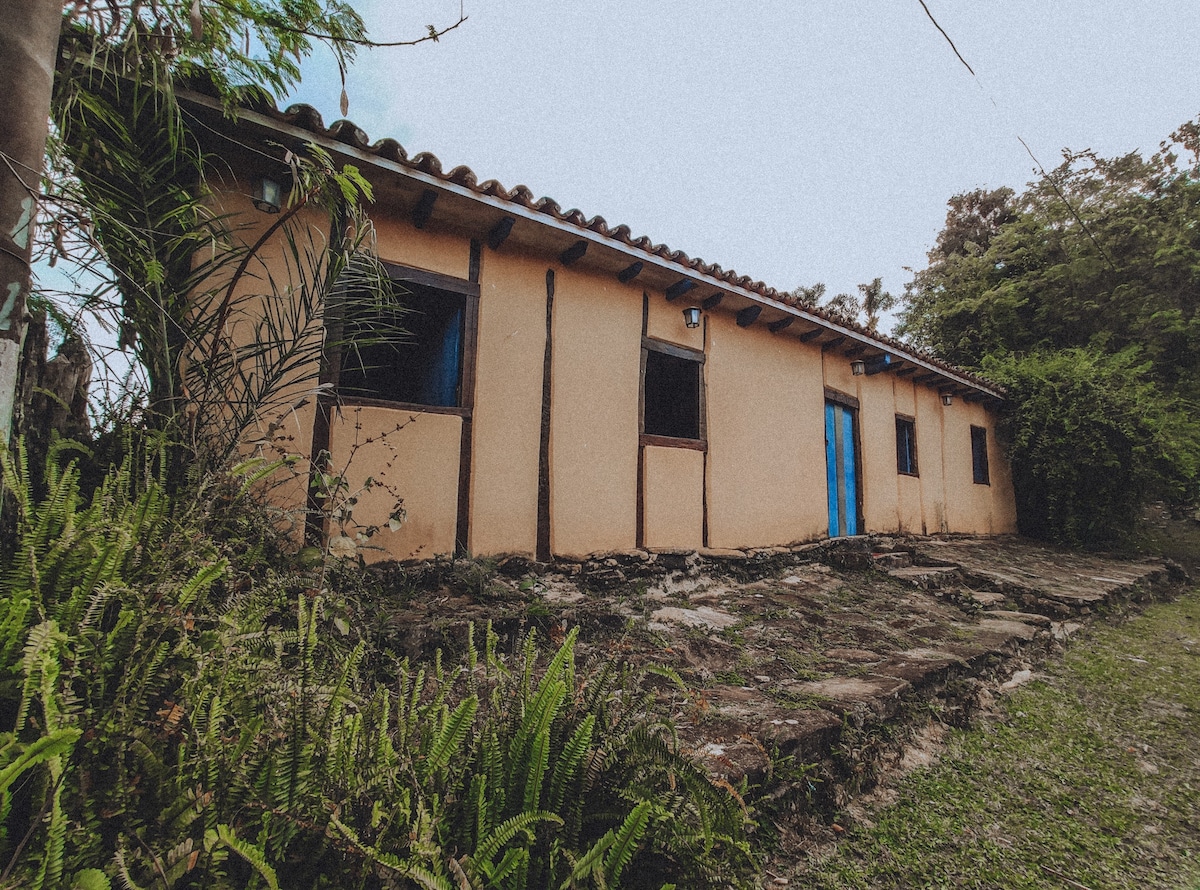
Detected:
left=824, top=389, right=863, bottom=538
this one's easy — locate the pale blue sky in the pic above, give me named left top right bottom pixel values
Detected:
left=284, top=1, right=1199, bottom=328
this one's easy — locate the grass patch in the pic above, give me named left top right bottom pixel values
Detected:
left=795, top=589, right=1200, bottom=889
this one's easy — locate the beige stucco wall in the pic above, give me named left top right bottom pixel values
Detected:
left=327, top=405, right=462, bottom=560
left=197, top=183, right=334, bottom=538
left=373, top=218, right=471, bottom=280
left=706, top=313, right=828, bottom=548
left=642, top=446, right=705, bottom=549
left=939, top=400, right=1018, bottom=535
left=892, top=379, right=924, bottom=533
left=209, top=179, right=1018, bottom=559
left=548, top=269, right=642, bottom=557
left=989, top=417, right=1019, bottom=532
left=646, top=293, right=705, bottom=352
left=467, top=250, right=547, bottom=556
left=856, top=371, right=901, bottom=533
left=914, top=385, right=949, bottom=534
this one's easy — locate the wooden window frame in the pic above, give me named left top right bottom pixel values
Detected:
left=335, top=262, right=480, bottom=418
left=896, top=414, right=918, bottom=477
left=971, top=424, right=991, bottom=485
left=639, top=336, right=707, bottom=450
left=824, top=387, right=860, bottom=411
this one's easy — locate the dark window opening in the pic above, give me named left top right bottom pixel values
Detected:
left=643, top=349, right=701, bottom=440
left=896, top=416, right=918, bottom=476
left=339, top=282, right=465, bottom=408
left=971, top=425, right=990, bottom=485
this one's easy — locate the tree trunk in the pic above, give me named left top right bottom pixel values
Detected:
left=0, top=0, right=62, bottom=446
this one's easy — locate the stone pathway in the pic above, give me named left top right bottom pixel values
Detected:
left=370, top=534, right=1182, bottom=833
left=554, top=536, right=1179, bottom=787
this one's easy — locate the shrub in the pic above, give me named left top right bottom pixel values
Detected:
left=983, top=347, right=1200, bottom=548
left=0, top=443, right=757, bottom=889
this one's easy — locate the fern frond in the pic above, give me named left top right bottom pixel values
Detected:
left=559, top=828, right=614, bottom=890
left=32, top=759, right=68, bottom=890
left=547, top=714, right=595, bottom=815
left=329, top=817, right=454, bottom=890
left=113, top=845, right=150, bottom=890
left=602, top=800, right=651, bottom=885
left=69, top=867, right=113, bottom=890
left=0, top=727, right=81, bottom=794
left=471, top=810, right=561, bottom=867
left=204, top=824, right=280, bottom=890
left=422, top=695, right=477, bottom=782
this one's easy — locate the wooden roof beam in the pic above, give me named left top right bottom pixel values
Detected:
left=617, top=261, right=643, bottom=283
left=486, top=215, right=514, bottom=250
left=560, top=240, right=588, bottom=266
left=736, top=305, right=763, bottom=327
left=798, top=327, right=825, bottom=343
left=821, top=336, right=846, bottom=351
left=768, top=316, right=795, bottom=333
left=412, top=189, right=438, bottom=229
left=702, top=293, right=724, bottom=310
left=865, top=355, right=897, bottom=375
left=665, top=279, right=696, bottom=301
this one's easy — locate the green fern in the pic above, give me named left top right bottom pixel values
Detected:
left=602, top=800, right=652, bottom=885
left=0, top=728, right=81, bottom=795
left=205, top=824, right=280, bottom=890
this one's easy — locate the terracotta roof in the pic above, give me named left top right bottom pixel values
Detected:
left=196, top=90, right=1003, bottom=399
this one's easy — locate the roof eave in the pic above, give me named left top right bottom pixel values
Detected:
left=182, top=91, right=1005, bottom=402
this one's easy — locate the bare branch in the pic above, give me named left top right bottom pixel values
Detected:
left=206, top=0, right=468, bottom=49
left=916, top=0, right=974, bottom=76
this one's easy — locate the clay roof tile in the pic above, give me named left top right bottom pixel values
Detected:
left=224, top=95, right=1002, bottom=394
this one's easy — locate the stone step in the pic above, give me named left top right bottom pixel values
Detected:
left=887, top=564, right=960, bottom=589
left=873, top=551, right=913, bottom=570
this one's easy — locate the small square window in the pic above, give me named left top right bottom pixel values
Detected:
left=971, top=425, right=990, bottom=485
left=896, top=416, right=918, bottom=476
left=643, top=347, right=702, bottom=441
left=339, top=281, right=466, bottom=408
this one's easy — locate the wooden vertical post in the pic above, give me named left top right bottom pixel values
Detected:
left=536, top=269, right=555, bottom=562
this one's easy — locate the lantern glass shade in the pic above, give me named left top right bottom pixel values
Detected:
left=252, top=176, right=282, bottom=214
left=683, top=306, right=702, bottom=329
left=850, top=359, right=866, bottom=376
left=941, top=392, right=954, bottom=406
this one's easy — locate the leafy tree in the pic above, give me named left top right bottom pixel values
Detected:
left=983, top=348, right=1200, bottom=548
left=0, top=0, right=466, bottom=448
left=899, top=127, right=1200, bottom=401
left=855, top=277, right=897, bottom=332
left=788, top=282, right=827, bottom=307
left=798, top=278, right=896, bottom=331
left=899, top=121, right=1200, bottom=545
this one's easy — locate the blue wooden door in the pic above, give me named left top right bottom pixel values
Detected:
left=825, top=401, right=860, bottom=537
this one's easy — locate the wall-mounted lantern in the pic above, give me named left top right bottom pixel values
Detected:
left=683, top=306, right=702, bottom=329
left=940, top=392, right=954, bottom=406
left=850, top=359, right=866, bottom=376
left=252, top=176, right=283, bottom=214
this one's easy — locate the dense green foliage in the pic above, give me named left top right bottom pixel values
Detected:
left=0, top=445, right=757, bottom=888
left=981, top=349, right=1199, bottom=547
left=899, top=121, right=1200, bottom=546
left=42, top=0, right=461, bottom=461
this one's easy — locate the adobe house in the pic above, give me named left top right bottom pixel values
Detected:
left=186, top=92, right=1017, bottom=562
